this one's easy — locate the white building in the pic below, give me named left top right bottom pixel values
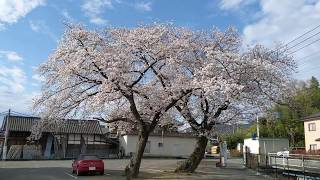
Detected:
left=243, top=138, right=289, bottom=155
left=302, top=112, right=320, bottom=151
left=119, top=132, right=197, bottom=157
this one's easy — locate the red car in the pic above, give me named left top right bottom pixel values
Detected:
left=72, top=154, right=104, bottom=176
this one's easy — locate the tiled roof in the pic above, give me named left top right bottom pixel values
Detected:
left=122, top=131, right=197, bottom=138
left=1, top=115, right=102, bottom=135
left=303, top=112, right=320, bottom=121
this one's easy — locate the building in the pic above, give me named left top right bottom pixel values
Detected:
left=243, top=138, right=289, bottom=155
left=119, top=132, right=197, bottom=158
left=303, top=113, right=320, bottom=152
left=0, top=115, right=118, bottom=160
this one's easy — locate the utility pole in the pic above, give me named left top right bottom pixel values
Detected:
left=2, top=109, right=10, bottom=160
left=256, top=114, right=259, bottom=139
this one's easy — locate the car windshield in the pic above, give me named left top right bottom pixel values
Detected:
left=79, top=155, right=100, bottom=160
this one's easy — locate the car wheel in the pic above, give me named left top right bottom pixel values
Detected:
left=72, top=168, right=75, bottom=174
left=100, top=170, right=104, bottom=175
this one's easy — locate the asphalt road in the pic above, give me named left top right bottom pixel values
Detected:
left=0, top=158, right=267, bottom=180
left=0, top=167, right=124, bottom=180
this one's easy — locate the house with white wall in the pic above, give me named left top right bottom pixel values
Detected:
left=119, top=132, right=197, bottom=158
left=303, top=112, right=320, bottom=152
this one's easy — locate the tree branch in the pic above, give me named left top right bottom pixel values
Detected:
left=175, top=101, right=201, bottom=129
left=150, top=89, right=193, bottom=129
left=125, top=93, right=146, bottom=129
left=206, top=101, right=230, bottom=130
left=129, top=59, right=158, bottom=88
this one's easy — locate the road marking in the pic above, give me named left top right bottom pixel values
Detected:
left=64, top=172, right=78, bottom=179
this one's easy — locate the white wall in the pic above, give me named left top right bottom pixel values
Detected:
left=119, top=135, right=197, bottom=157
left=304, top=120, right=320, bottom=151
left=243, top=138, right=289, bottom=155
left=243, top=138, right=260, bottom=154
left=259, top=138, right=289, bottom=154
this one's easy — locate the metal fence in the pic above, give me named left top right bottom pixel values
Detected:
left=245, top=152, right=320, bottom=179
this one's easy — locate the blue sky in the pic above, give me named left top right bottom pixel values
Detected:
left=0, top=0, right=320, bottom=115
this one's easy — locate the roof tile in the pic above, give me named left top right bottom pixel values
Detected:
left=4, top=115, right=102, bottom=134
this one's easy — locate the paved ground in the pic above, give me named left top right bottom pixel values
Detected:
left=0, top=158, right=268, bottom=180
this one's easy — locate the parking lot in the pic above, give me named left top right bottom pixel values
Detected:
left=0, top=158, right=267, bottom=180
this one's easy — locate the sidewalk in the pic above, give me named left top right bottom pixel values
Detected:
left=138, top=158, right=269, bottom=180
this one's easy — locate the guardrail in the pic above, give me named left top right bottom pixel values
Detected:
left=268, top=153, right=320, bottom=175
left=245, top=153, right=320, bottom=179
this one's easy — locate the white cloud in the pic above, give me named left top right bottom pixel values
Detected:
left=134, top=1, right=152, bottom=12
left=29, top=20, right=57, bottom=41
left=82, top=0, right=114, bottom=25
left=243, top=0, right=320, bottom=46
left=90, top=17, right=108, bottom=25
left=81, top=0, right=152, bottom=24
left=0, top=0, right=45, bottom=28
left=0, top=65, right=26, bottom=93
left=0, top=50, right=23, bottom=62
left=82, top=0, right=113, bottom=13
left=0, top=64, right=39, bottom=113
left=219, top=0, right=255, bottom=10
left=242, top=0, right=320, bottom=80
left=0, top=23, right=5, bottom=31
left=29, top=21, right=40, bottom=32
left=0, top=90, right=39, bottom=113
left=61, top=9, right=73, bottom=21
left=0, top=52, right=26, bottom=111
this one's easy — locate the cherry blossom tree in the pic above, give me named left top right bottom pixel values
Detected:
left=32, top=23, right=206, bottom=178
left=135, top=27, right=295, bottom=172
left=172, top=38, right=296, bottom=172
left=32, top=23, right=295, bottom=177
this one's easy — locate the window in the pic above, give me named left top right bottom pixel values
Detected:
left=79, top=155, right=100, bottom=160
left=310, top=144, right=317, bottom=151
left=308, top=123, right=316, bottom=131
left=158, top=142, right=163, bottom=147
left=144, top=141, right=151, bottom=153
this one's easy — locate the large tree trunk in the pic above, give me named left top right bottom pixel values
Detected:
left=175, top=136, right=208, bottom=173
left=125, top=130, right=149, bottom=179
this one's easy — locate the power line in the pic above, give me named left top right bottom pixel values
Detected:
left=262, top=24, right=320, bottom=77
left=283, top=24, right=320, bottom=47
left=289, top=37, right=320, bottom=55
left=0, top=110, right=35, bottom=117
left=286, top=31, right=320, bottom=51
left=271, top=24, right=320, bottom=56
